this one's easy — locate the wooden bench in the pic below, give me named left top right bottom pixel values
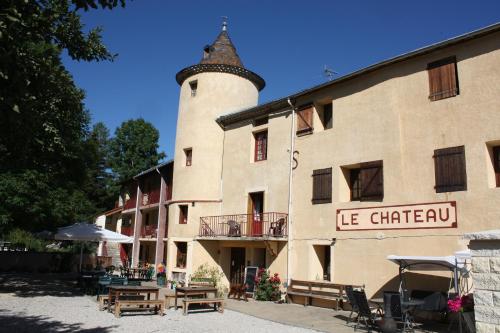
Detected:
left=114, top=299, right=164, bottom=317
left=182, top=298, right=224, bottom=316
left=286, top=279, right=363, bottom=311
left=98, top=294, right=145, bottom=311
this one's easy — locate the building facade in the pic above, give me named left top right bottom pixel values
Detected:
left=100, top=22, right=500, bottom=297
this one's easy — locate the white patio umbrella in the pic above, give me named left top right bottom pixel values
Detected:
left=55, top=223, right=133, bottom=271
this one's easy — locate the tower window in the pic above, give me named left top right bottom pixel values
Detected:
left=189, top=80, right=198, bottom=97
left=184, top=148, right=192, bottom=166
left=179, top=205, right=188, bottom=224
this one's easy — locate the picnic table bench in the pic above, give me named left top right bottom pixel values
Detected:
left=286, top=279, right=364, bottom=310
left=182, top=297, right=224, bottom=316
left=114, top=299, right=164, bottom=317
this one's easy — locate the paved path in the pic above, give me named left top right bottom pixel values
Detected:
left=225, top=298, right=450, bottom=333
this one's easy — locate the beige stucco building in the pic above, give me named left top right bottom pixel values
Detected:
left=101, top=22, right=500, bottom=299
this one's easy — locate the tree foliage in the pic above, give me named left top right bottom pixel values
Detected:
left=109, top=119, right=166, bottom=181
left=0, top=0, right=126, bottom=234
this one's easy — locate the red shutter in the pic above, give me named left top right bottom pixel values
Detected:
left=433, top=146, right=467, bottom=192
left=297, top=105, right=314, bottom=134
left=360, top=161, right=383, bottom=201
left=254, top=131, right=267, bottom=161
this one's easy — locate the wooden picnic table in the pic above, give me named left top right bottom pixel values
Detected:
left=107, top=285, right=160, bottom=313
left=174, top=286, right=217, bottom=310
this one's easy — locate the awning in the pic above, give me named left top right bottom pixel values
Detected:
left=55, top=223, right=133, bottom=243
left=387, top=255, right=464, bottom=271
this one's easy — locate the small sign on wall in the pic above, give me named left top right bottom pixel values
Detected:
left=336, top=201, right=457, bottom=231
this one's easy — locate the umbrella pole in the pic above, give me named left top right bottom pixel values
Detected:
left=79, top=243, right=83, bottom=272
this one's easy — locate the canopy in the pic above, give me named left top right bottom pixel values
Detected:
left=387, top=254, right=464, bottom=271
left=55, top=223, right=133, bottom=243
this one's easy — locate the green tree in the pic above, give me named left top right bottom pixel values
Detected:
left=0, top=0, right=126, bottom=234
left=83, top=122, right=118, bottom=213
left=109, top=119, right=166, bottom=181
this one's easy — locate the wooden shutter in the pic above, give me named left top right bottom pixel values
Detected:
left=360, top=161, right=383, bottom=201
left=297, top=105, right=314, bottom=134
left=312, top=168, right=332, bottom=204
left=433, top=146, right=467, bottom=192
left=494, top=147, right=500, bottom=187
left=428, top=57, right=458, bottom=101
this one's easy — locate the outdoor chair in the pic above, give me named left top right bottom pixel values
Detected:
left=268, top=218, right=285, bottom=237
left=352, top=290, right=381, bottom=332
left=383, top=291, right=402, bottom=320
left=345, top=285, right=359, bottom=324
left=228, top=220, right=241, bottom=237
left=96, top=276, right=112, bottom=301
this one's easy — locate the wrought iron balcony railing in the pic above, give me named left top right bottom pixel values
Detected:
left=199, top=212, right=288, bottom=238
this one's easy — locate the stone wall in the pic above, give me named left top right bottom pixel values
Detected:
left=465, top=230, right=500, bottom=333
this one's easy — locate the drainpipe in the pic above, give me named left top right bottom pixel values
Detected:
left=286, top=97, right=296, bottom=286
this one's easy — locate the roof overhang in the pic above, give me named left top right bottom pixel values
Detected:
left=176, top=63, right=265, bottom=92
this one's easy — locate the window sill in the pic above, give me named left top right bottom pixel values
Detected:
left=296, top=128, right=313, bottom=137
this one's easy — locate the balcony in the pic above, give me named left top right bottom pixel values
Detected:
left=121, top=226, right=133, bottom=236
left=142, top=187, right=161, bottom=206
left=140, top=225, right=157, bottom=238
left=198, top=212, right=288, bottom=239
left=123, top=196, right=137, bottom=210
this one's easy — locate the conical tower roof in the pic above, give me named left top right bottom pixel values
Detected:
left=176, top=22, right=265, bottom=91
left=200, top=30, right=244, bottom=67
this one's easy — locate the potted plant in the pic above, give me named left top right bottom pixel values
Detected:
left=448, top=294, right=475, bottom=332
left=156, top=263, right=166, bottom=286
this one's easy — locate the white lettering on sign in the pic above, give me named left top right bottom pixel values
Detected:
left=336, top=201, right=457, bottom=231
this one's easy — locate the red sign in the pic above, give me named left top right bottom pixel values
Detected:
left=336, top=201, right=457, bottom=231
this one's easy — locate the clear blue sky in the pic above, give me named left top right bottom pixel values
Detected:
left=63, top=0, right=500, bottom=159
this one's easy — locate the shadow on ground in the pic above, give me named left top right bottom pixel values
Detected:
left=0, top=310, right=116, bottom=333
left=0, top=273, right=82, bottom=298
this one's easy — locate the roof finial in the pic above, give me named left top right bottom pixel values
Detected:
left=221, top=16, right=228, bottom=31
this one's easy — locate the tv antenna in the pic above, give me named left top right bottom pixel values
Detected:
left=323, top=65, right=338, bottom=81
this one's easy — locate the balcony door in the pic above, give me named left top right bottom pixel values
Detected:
left=248, top=192, right=264, bottom=236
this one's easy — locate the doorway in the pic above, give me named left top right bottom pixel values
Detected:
left=230, top=247, right=245, bottom=284
left=248, top=192, right=264, bottom=236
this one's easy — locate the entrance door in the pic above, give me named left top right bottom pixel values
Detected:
left=248, top=192, right=264, bottom=236
left=230, top=247, right=245, bottom=284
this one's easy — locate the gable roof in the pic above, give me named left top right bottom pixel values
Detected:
left=216, top=22, right=500, bottom=128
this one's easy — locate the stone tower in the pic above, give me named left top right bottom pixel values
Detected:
left=172, top=23, right=265, bottom=202
left=167, top=22, right=265, bottom=276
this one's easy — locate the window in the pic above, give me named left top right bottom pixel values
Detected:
left=189, top=80, right=198, bottom=97
left=253, top=117, right=268, bottom=127
left=175, top=242, right=187, bottom=268
left=179, top=205, right=188, bottom=224
left=349, top=161, right=384, bottom=201
left=296, top=104, right=313, bottom=135
left=433, top=146, right=467, bottom=192
left=184, top=148, right=192, bottom=166
left=427, top=57, right=459, bottom=101
left=320, top=104, right=333, bottom=130
left=494, top=146, right=500, bottom=187
left=312, top=168, right=332, bottom=204
left=254, top=130, right=267, bottom=162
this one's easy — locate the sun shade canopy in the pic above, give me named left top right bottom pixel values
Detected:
left=387, top=255, right=465, bottom=271
left=55, top=223, right=133, bottom=243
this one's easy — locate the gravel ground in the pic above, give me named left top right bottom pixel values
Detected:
left=0, top=274, right=315, bottom=333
